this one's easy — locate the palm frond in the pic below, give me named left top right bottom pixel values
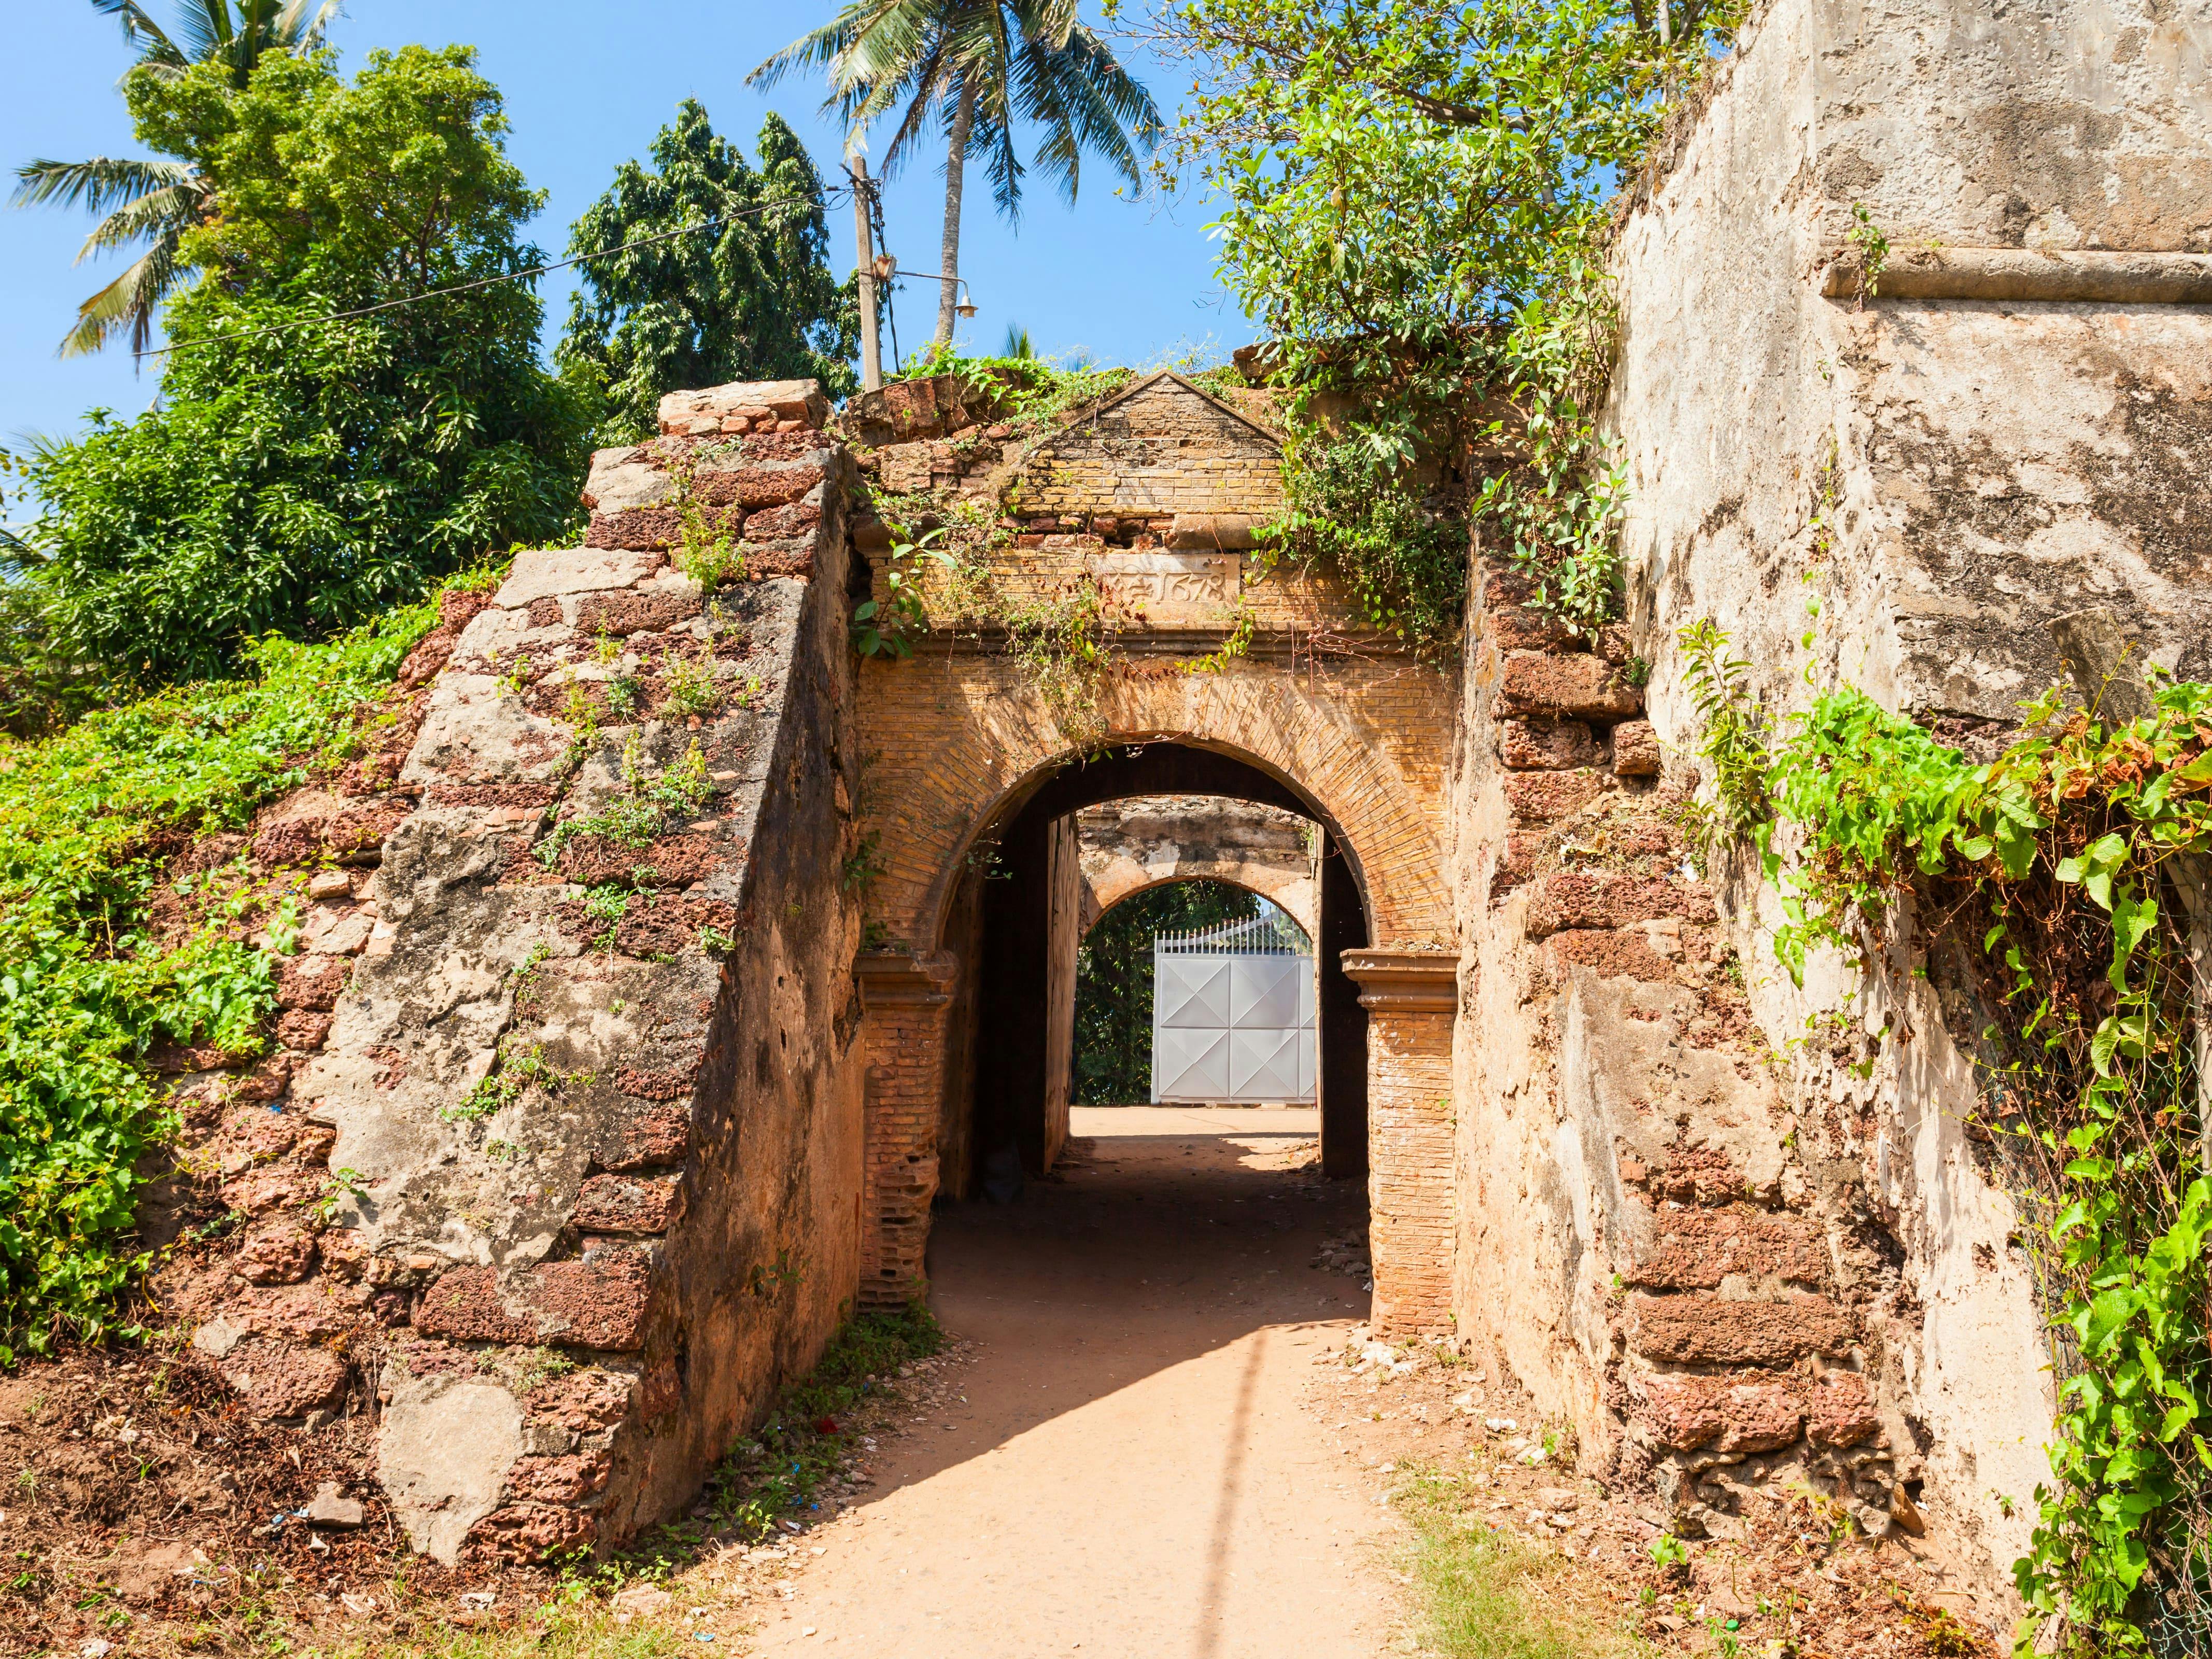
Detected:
left=170, top=0, right=234, bottom=65
left=11, top=156, right=194, bottom=216
left=88, top=0, right=179, bottom=62
left=273, top=0, right=344, bottom=47
left=74, top=183, right=203, bottom=261
left=59, top=237, right=184, bottom=360
left=755, top=0, right=1159, bottom=227
left=1015, top=25, right=1157, bottom=205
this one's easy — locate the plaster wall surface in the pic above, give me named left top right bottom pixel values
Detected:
left=1447, top=0, right=2212, bottom=1612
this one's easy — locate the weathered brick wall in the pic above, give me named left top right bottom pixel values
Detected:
left=1446, top=0, right=2212, bottom=1614
left=859, top=651, right=1455, bottom=956
left=1041, top=815, right=1083, bottom=1170
left=855, top=954, right=955, bottom=1305
left=1347, top=977, right=1457, bottom=1335
left=1447, top=559, right=1899, bottom=1543
left=1010, top=374, right=1285, bottom=522
left=166, top=379, right=871, bottom=1565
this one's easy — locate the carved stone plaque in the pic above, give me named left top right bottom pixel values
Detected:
left=1086, top=551, right=1241, bottom=626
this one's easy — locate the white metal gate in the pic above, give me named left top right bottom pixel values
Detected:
left=1151, top=911, right=1316, bottom=1104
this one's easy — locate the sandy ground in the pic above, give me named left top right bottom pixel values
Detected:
left=749, top=1106, right=1403, bottom=1658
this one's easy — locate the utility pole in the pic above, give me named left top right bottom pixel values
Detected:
left=849, top=155, right=883, bottom=393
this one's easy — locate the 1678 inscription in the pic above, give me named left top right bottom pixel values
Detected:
left=1087, top=551, right=1241, bottom=625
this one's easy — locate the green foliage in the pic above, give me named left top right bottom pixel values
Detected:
left=1760, top=685, right=1985, bottom=976
left=997, top=575, right=1112, bottom=749
left=853, top=524, right=954, bottom=658
left=555, top=103, right=858, bottom=444
left=897, top=339, right=1136, bottom=424
left=1847, top=202, right=1890, bottom=302
left=662, top=655, right=721, bottom=719
left=1674, top=618, right=1771, bottom=864
left=1155, top=0, right=1741, bottom=651
left=669, top=466, right=746, bottom=591
left=536, top=736, right=713, bottom=874
left=1073, top=880, right=1266, bottom=1104
left=19, top=46, right=588, bottom=687
left=0, top=596, right=438, bottom=1362
left=1740, top=671, right=2212, bottom=1649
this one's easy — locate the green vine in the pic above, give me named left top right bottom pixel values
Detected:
left=852, top=522, right=953, bottom=659
left=1685, top=628, right=2212, bottom=1651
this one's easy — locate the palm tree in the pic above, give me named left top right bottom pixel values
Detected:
left=753, top=0, right=1161, bottom=349
left=11, top=1, right=342, bottom=359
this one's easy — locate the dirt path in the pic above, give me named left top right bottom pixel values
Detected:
left=749, top=1106, right=1404, bottom=1658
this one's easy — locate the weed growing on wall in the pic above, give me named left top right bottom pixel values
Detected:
left=851, top=522, right=954, bottom=659
left=1681, top=623, right=2212, bottom=1652
left=0, top=599, right=440, bottom=1360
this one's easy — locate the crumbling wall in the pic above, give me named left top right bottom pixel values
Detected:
left=1449, top=0, right=2212, bottom=1616
left=173, top=379, right=870, bottom=1565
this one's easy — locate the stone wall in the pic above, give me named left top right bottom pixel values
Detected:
left=171, top=379, right=870, bottom=1565
left=1445, top=0, right=2212, bottom=1618
left=1448, top=565, right=1889, bottom=1542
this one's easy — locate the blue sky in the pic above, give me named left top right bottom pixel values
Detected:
left=0, top=1, right=1250, bottom=470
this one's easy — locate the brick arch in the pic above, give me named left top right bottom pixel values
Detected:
left=1084, top=869, right=1317, bottom=941
left=858, top=654, right=1454, bottom=959
left=854, top=655, right=1459, bottom=1334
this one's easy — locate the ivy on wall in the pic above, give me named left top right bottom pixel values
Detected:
left=1685, top=624, right=2212, bottom=1653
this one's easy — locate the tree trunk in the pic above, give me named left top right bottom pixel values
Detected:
left=935, top=81, right=976, bottom=349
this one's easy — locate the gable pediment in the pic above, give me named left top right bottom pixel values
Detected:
left=1012, top=372, right=1285, bottom=522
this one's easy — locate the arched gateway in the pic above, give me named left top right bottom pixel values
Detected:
left=847, top=372, right=1458, bottom=1333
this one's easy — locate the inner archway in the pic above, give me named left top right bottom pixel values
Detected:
left=929, top=743, right=1373, bottom=1203
left=1072, top=878, right=1301, bottom=1110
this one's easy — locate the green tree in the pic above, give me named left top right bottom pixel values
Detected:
left=753, top=0, right=1162, bottom=348
left=1072, top=879, right=1267, bottom=1105
left=1142, top=0, right=1738, bottom=649
left=556, top=102, right=861, bottom=444
left=21, top=46, right=589, bottom=685
left=9, top=0, right=342, bottom=357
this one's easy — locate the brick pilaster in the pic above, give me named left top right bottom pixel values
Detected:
left=854, top=951, right=958, bottom=1308
left=1343, top=949, right=1459, bottom=1339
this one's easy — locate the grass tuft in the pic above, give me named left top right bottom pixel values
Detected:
left=1397, top=1464, right=1651, bottom=1659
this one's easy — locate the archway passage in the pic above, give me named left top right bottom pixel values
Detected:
left=940, top=747, right=1371, bottom=1198
left=1072, top=877, right=1301, bottom=1110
